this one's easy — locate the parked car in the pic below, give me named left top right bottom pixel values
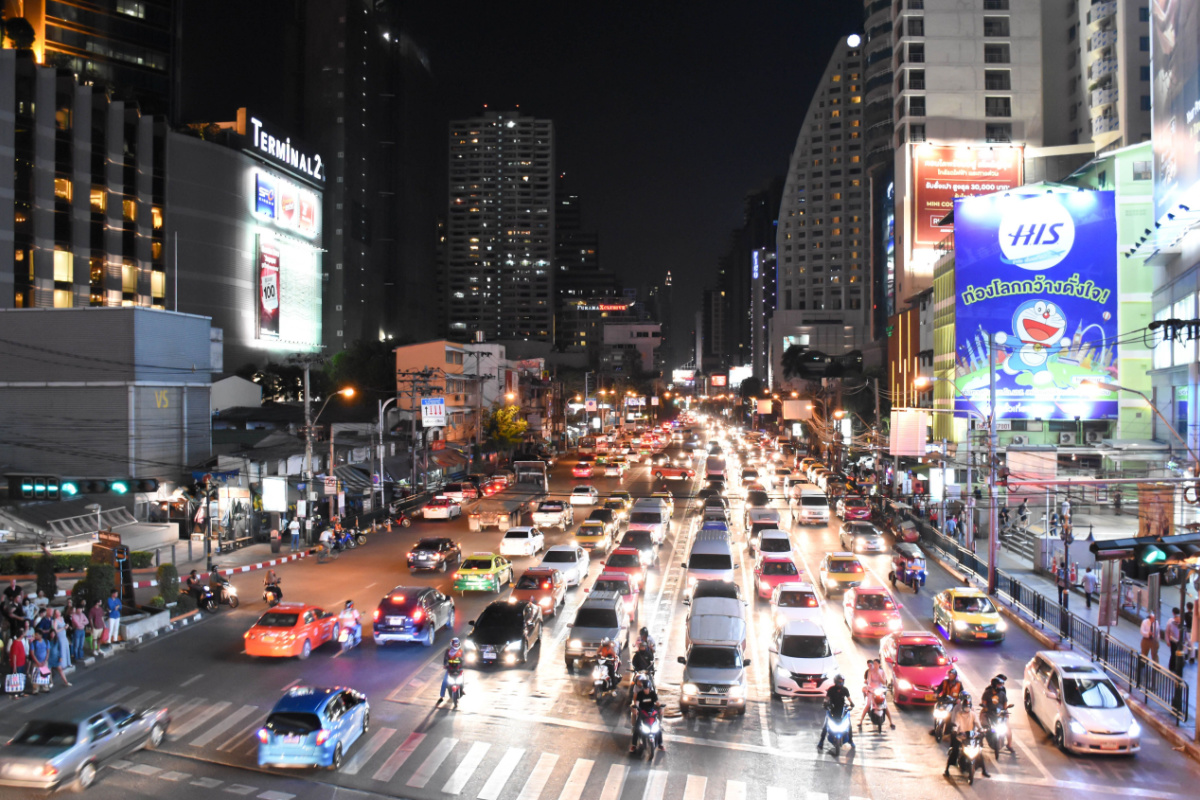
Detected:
left=257, top=687, right=369, bottom=770
left=499, top=526, right=546, bottom=558
left=372, top=586, right=455, bottom=646
left=1023, top=650, right=1141, bottom=754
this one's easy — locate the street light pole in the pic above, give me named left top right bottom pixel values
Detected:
left=987, top=331, right=1000, bottom=595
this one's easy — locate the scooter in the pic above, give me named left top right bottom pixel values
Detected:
left=394, top=511, right=414, bottom=528
left=208, top=572, right=240, bottom=609
left=338, top=622, right=362, bottom=652
left=866, top=688, right=889, bottom=734
left=982, top=704, right=1012, bottom=758
left=631, top=706, right=662, bottom=759
left=335, top=530, right=357, bottom=550
left=445, top=666, right=465, bottom=710
left=823, top=704, right=853, bottom=754
left=263, top=582, right=282, bottom=607
left=196, top=584, right=218, bottom=613
left=932, top=696, right=955, bottom=742
left=956, top=730, right=986, bottom=785
left=592, top=656, right=620, bottom=700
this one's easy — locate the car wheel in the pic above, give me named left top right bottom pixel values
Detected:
left=362, top=709, right=370, bottom=733
left=1054, top=722, right=1067, bottom=751
left=331, top=743, right=344, bottom=770
left=447, top=608, right=456, bottom=630
left=440, top=560, right=448, bottom=573
left=423, top=624, right=435, bottom=647
left=75, top=762, right=97, bottom=791
left=300, top=639, right=312, bottom=659
left=147, top=723, right=165, bottom=749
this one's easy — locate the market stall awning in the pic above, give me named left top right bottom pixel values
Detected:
left=430, top=449, right=469, bottom=476
left=333, top=465, right=373, bottom=493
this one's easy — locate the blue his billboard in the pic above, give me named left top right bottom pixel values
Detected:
left=953, top=191, right=1118, bottom=421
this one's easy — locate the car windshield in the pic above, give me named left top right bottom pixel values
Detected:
left=572, top=488, right=592, bottom=494
left=428, top=500, right=449, bottom=507
left=265, top=712, right=323, bottom=735
left=11, top=721, right=77, bottom=747
left=592, top=579, right=631, bottom=595
left=746, top=491, right=769, bottom=506
left=776, top=590, right=817, bottom=608
left=630, top=512, right=661, bottom=524
left=742, top=470, right=757, bottom=478
left=759, top=538, right=791, bottom=553
left=476, top=604, right=525, bottom=627
left=504, top=531, right=529, bottom=539
left=573, top=608, right=618, bottom=628
left=607, top=553, right=640, bottom=568
left=952, top=596, right=996, bottom=613
left=761, top=561, right=798, bottom=576
left=1063, top=678, right=1124, bottom=709
left=827, top=560, right=863, bottom=574
left=688, top=647, right=742, bottom=669
left=257, top=612, right=299, bottom=628
left=855, top=594, right=892, bottom=610
left=692, top=582, right=737, bottom=600
left=780, top=635, right=832, bottom=659
left=515, top=574, right=552, bottom=590
left=801, top=496, right=826, bottom=506
left=579, top=524, right=604, bottom=535
left=461, top=558, right=494, bottom=570
left=542, top=551, right=576, bottom=563
left=603, top=501, right=623, bottom=510
left=689, top=554, right=733, bottom=570
left=895, top=644, right=948, bottom=667
left=621, top=532, right=652, bottom=545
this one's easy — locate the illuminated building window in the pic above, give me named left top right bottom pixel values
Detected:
left=151, top=269, right=165, bottom=298
left=90, top=189, right=107, bottom=212
left=122, top=199, right=137, bottom=222
left=55, top=108, right=72, bottom=130
left=151, top=207, right=163, bottom=229
left=54, top=178, right=72, bottom=202
left=53, top=250, right=73, bottom=282
left=121, top=263, right=138, bottom=293
left=54, top=289, right=73, bottom=308
left=151, top=240, right=163, bottom=260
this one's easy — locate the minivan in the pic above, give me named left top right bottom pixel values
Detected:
left=627, top=506, right=669, bottom=545
left=683, top=530, right=737, bottom=596
left=792, top=487, right=830, bottom=525
left=745, top=508, right=782, bottom=551
left=705, top=456, right=726, bottom=482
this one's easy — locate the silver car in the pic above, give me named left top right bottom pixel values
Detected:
left=0, top=701, right=170, bottom=790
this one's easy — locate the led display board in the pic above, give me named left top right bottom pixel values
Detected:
left=911, top=145, right=1023, bottom=248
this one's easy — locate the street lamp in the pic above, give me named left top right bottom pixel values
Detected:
left=1082, top=379, right=1200, bottom=469
left=305, top=386, right=354, bottom=538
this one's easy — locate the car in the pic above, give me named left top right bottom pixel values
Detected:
left=602, top=496, right=631, bottom=523
left=603, top=461, right=625, bottom=479
left=879, top=631, right=955, bottom=705
left=565, top=591, right=631, bottom=669
left=769, top=581, right=823, bottom=627
left=511, top=568, right=568, bottom=617
left=463, top=599, right=543, bottom=665
left=441, top=482, right=481, bottom=503
left=839, top=521, right=888, bottom=554
left=244, top=603, right=340, bottom=659
left=754, top=556, right=802, bottom=599
left=768, top=620, right=842, bottom=699
left=570, top=485, right=600, bottom=505
left=627, top=503, right=670, bottom=544
left=589, top=571, right=641, bottom=622
left=885, top=517, right=921, bottom=543
left=740, top=468, right=760, bottom=488
left=687, top=578, right=744, bottom=607
left=678, top=644, right=749, bottom=715
left=933, top=587, right=1007, bottom=642
left=574, top=520, right=613, bottom=553
left=585, top=508, right=620, bottom=537
left=572, top=462, right=595, bottom=478
left=818, top=552, right=865, bottom=596
left=755, top=529, right=795, bottom=561
left=842, top=586, right=902, bottom=638
left=1023, top=650, right=1141, bottom=754
left=539, top=544, right=591, bottom=586
left=836, top=495, right=871, bottom=520
left=653, top=464, right=695, bottom=480
left=0, top=702, right=170, bottom=790
left=257, top=687, right=369, bottom=770
left=602, top=547, right=647, bottom=589
left=744, top=489, right=771, bottom=515
left=372, top=586, right=455, bottom=646
left=616, top=529, right=657, bottom=567
left=532, top=500, right=574, bottom=529
left=406, top=537, right=461, bottom=572
left=423, top=497, right=462, bottom=520
left=649, top=492, right=676, bottom=517
left=453, top=553, right=515, bottom=594
left=499, top=526, right=546, bottom=558
left=609, top=490, right=633, bottom=506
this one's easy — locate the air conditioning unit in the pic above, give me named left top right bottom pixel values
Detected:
left=1010, top=435, right=1028, bottom=445
left=1085, top=430, right=1103, bottom=444
left=1059, top=432, right=1077, bottom=445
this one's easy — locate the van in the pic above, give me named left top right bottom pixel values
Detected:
left=746, top=508, right=782, bottom=552
left=705, top=456, right=726, bottom=482
left=792, top=486, right=830, bottom=525
left=627, top=505, right=669, bottom=544
left=683, top=530, right=737, bottom=595
left=685, top=596, right=748, bottom=651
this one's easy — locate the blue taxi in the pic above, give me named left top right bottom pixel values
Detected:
left=257, top=686, right=369, bottom=770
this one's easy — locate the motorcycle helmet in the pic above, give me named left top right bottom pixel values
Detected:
left=946, top=668, right=958, bottom=680
left=450, top=637, right=460, bottom=648
left=640, top=627, right=650, bottom=639
left=600, top=637, right=612, bottom=646
left=344, top=600, right=354, bottom=609
left=636, top=674, right=650, bottom=688
left=834, top=674, right=845, bottom=685
left=992, top=673, right=1007, bottom=685
left=958, top=691, right=972, bottom=706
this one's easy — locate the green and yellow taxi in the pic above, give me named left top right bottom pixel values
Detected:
left=933, top=587, right=1007, bottom=643
left=609, top=490, right=633, bottom=506
left=574, top=520, right=613, bottom=554
left=818, top=552, right=866, bottom=595
left=453, top=552, right=514, bottom=594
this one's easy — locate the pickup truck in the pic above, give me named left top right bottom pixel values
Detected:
left=532, top=500, right=574, bottom=529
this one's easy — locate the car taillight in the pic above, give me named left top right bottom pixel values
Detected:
left=315, top=729, right=331, bottom=745
left=257, top=728, right=270, bottom=743
left=542, top=581, right=551, bottom=589
left=373, top=609, right=381, bottom=621
left=411, top=608, right=424, bottom=623
left=40, top=765, right=58, bottom=778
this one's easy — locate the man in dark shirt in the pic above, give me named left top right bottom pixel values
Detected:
left=817, top=675, right=855, bottom=749
left=628, top=674, right=664, bottom=752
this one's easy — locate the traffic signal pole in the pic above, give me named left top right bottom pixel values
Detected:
left=987, top=332, right=999, bottom=595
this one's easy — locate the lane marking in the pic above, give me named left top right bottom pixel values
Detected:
left=725, top=780, right=748, bottom=800
left=441, top=740, right=490, bottom=795
left=172, top=700, right=231, bottom=738
left=190, top=704, right=258, bottom=748
left=555, top=758, right=593, bottom=800
left=371, top=731, right=425, bottom=783
left=639, top=768, right=667, bottom=800
left=281, top=678, right=301, bottom=691
left=515, top=752, right=559, bottom=800
left=766, top=788, right=787, bottom=800
left=478, top=746, right=525, bottom=800
left=599, top=764, right=627, bottom=800
left=105, top=686, right=139, bottom=703
left=682, top=775, right=708, bottom=800
left=179, top=673, right=205, bottom=688
left=406, top=736, right=457, bottom=788
left=342, top=727, right=397, bottom=775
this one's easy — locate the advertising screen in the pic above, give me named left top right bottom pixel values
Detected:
left=912, top=145, right=1023, bottom=248
left=710, top=374, right=728, bottom=387
left=255, top=173, right=276, bottom=217
left=251, top=169, right=320, bottom=240
left=1152, top=0, right=1200, bottom=219
left=952, top=190, right=1118, bottom=420
left=257, top=237, right=281, bottom=338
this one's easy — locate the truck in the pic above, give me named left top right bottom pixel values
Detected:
left=532, top=500, right=574, bottom=529
left=468, top=461, right=548, bottom=531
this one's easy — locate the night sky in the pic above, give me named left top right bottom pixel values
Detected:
left=183, top=1, right=864, bottom=343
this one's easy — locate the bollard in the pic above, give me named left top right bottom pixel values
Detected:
left=154, top=547, right=160, bottom=568
left=188, top=539, right=193, bottom=562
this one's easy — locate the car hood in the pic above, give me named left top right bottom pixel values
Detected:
left=776, top=653, right=838, bottom=673
left=893, top=665, right=952, bottom=687
left=469, top=625, right=524, bottom=645
left=775, top=608, right=823, bottom=625
left=1066, top=704, right=1134, bottom=734
left=684, top=665, right=746, bottom=684
left=851, top=608, right=899, bottom=623
left=571, top=625, right=620, bottom=642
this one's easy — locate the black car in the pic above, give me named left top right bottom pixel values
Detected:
left=407, top=537, right=461, bottom=572
left=464, top=600, right=543, bottom=666
left=587, top=508, right=617, bottom=528
left=373, top=586, right=456, bottom=646
left=618, top=530, right=657, bottom=566
left=745, top=490, right=771, bottom=509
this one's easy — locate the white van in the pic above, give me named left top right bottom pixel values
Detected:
left=684, top=530, right=737, bottom=596
left=685, top=596, right=748, bottom=651
left=628, top=500, right=670, bottom=544
left=745, top=507, right=783, bottom=552
left=792, top=486, right=830, bottom=525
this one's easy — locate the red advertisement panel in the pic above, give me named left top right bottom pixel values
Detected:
left=258, top=236, right=281, bottom=339
left=911, top=145, right=1023, bottom=247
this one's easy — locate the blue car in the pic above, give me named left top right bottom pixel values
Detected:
left=257, top=687, right=369, bottom=770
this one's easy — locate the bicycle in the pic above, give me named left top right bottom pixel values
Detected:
left=316, top=543, right=340, bottom=563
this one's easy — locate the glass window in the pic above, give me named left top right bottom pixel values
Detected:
left=53, top=250, right=73, bottom=282
left=122, top=199, right=137, bottom=222
left=54, top=177, right=72, bottom=201
left=53, top=289, right=73, bottom=308
left=90, top=188, right=106, bottom=212
left=121, top=263, right=137, bottom=293
left=87, top=716, right=112, bottom=741
left=151, top=269, right=165, bottom=298
left=151, top=207, right=163, bottom=229
left=1174, top=297, right=1195, bottom=366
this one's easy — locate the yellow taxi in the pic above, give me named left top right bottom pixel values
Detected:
left=574, top=520, right=613, bottom=554
left=932, top=587, right=1007, bottom=643
left=452, top=552, right=514, bottom=594
left=609, top=490, right=633, bottom=506
left=602, top=496, right=631, bottom=523
left=650, top=491, right=676, bottom=517
left=818, top=552, right=866, bottom=596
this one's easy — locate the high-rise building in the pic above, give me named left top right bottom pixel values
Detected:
left=863, top=1, right=895, bottom=330
left=554, top=173, right=619, bottom=348
left=647, top=270, right=674, bottom=369
left=446, top=109, right=555, bottom=342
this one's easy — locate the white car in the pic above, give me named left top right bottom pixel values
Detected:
left=1023, top=650, right=1141, bottom=755
left=770, top=581, right=824, bottom=627
left=422, top=497, right=462, bottom=520
left=499, top=526, right=545, bottom=558
left=768, top=619, right=842, bottom=699
left=538, top=544, right=591, bottom=586
left=839, top=521, right=887, bottom=554
left=755, top=529, right=795, bottom=562
left=570, top=485, right=600, bottom=506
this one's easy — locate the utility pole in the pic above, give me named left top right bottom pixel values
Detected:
left=289, top=353, right=326, bottom=545
left=987, top=331, right=1000, bottom=595
left=966, top=428, right=974, bottom=550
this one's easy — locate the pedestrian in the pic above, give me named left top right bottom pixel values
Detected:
left=1055, top=564, right=1070, bottom=609
left=1061, top=496, right=1071, bottom=524
left=32, top=608, right=52, bottom=641
left=6, top=631, right=27, bottom=698
left=3, top=578, right=21, bottom=603
left=1112, top=486, right=1123, bottom=516
left=288, top=516, right=301, bottom=550
left=28, top=630, right=49, bottom=694
left=1166, top=608, right=1185, bottom=676
left=1081, top=566, right=1098, bottom=609
left=1185, top=601, right=1197, bottom=663
left=105, top=590, right=121, bottom=646
left=69, top=603, right=87, bottom=662
left=86, top=600, right=104, bottom=651
left=1140, top=612, right=1160, bottom=663
left=51, top=609, right=71, bottom=686
left=946, top=514, right=957, bottom=538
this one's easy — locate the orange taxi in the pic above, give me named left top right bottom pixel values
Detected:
left=510, top=567, right=567, bottom=617
left=244, top=602, right=340, bottom=660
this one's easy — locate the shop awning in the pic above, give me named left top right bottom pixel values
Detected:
left=430, top=449, right=469, bottom=475
left=333, top=465, right=373, bottom=494
left=383, top=455, right=414, bottom=483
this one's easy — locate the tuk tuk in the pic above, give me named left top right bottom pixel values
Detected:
left=889, top=542, right=927, bottom=592
left=886, top=517, right=920, bottom=543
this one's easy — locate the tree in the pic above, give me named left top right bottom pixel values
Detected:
left=4, top=17, right=36, bottom=52
left=738, top=377, right=764, bottom=401
left=325, top=339, right=397, bottom=395
left=485, top=404, right=527, bottom=452
left=235, top=361, right=328, bottom=402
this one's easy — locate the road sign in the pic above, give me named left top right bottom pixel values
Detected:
left=422, top=396, right=446, bottom=428
left=323, top=477, right=339, bottom=495
left=585, top=399, right=597, bottom=412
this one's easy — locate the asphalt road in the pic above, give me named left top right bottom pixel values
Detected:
left=3, top=439, right=1199, bottom=800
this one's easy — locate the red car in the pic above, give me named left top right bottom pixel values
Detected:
left=879, top=631, right=956, bottom=705
left=754, top=556, right=801, bottom=599
left=590, top=570, right=641, bottom=622
left=602, top=547, right=647, bottom=589
left=652, top=465, right=695, bottom=481
left=837, top=496, right=871, bottom=520
left=572, top=463, right=594, bottom=478
left=842, top=586, right=902, bottom=638
left=481, top=478, right=506, bottom=497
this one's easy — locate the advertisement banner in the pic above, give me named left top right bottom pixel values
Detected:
left=756, top=399, right=773, bottom=415
left=889, top=409, right=929, bottom=456
left=952, top=190, right=1118, bottom=420
left=261, top=477, right=287, bottom=512
left=257, top=235, right=281, bottom=338
left=912, top=145, right=1023, bottom=248
left=255, top=173, right=276, bottom=217
left=1136, top=483, right=1175, bottom=538
left=421, top=397, right=446, bottom=428
left=1152, top=0, right=1200, bottom=219
left=710, top=374, right=728, bottom=388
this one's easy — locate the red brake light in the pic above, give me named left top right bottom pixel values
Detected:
left=411, top=608, right=424, bottom=622
left=315, top=729, right=331, bottom=745
left=805, top=597, right=817, bottom=607
left=542, top=581, right=551, bottom=589
left=373, top=608, right=381, bottom=621
left=257, top=728, right=270, bottom=743
left=391, top=595, right=405, bottom=602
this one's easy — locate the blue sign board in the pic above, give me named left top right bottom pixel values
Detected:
left=255, top=173, right=276, bottom=217
left=952, top=190, right=1118, bottom=421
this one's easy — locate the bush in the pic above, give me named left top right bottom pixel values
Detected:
left=175, top=593, right=197, bottom=614
left=0, top=551, right=155, bottom=575
left=156, top=564, right=180, bottom=603
left=148, top=595, right=165, bottom=610
left=83, top=564, right=115, bottom=607
left=35, top=555, right=58, bottom=599
left=70, top=580, right=89, bottom=606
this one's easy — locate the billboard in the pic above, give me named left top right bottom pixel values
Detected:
left=257, top=238, right=281, bottom=338
left=1152, top=0, right=1200, bottom=219
left=250, top=168, right=320, bottom=240
left=952, top=190, right=1118, bottom=420
left=911, top=145, right=1023, bottom=248
left=710, top=374, right=728, bottom=387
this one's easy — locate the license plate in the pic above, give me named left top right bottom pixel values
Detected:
left=283, top=735, right=303, bottom=743
left=482, top=647, right=495, bottom=655
left=974, top=632, right=988, bottom=638
left=386, top=617, right=405, bottom=626
left=262, top=634, right=276, bottom=642
left=804, top=682, right=818, bottom=689
left=925, top=693, right=936, bottom=701
left=1101, top=744, right=1119, bottom=750
left=701, top=698, right=723, bottom=706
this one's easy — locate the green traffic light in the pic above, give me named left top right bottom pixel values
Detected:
left=1142, top=546, right=1166, bottom=564
left=111, top=481, right=129, bottom=495
left=61, top=482, right=78, bottom=497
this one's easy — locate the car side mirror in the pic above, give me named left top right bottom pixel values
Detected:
left=677, top=656, right=687, bottom=665
left=768, top=645, right=778, bottom=654
left=1046, top=688, right=1060, bottom=702
left=468, top=620, right=475, bottom=626
left=885, top=657, right=895, bottom=665
left=834, top=649, right=843, bottom=656
left=743, top=659, right=752, bottom=666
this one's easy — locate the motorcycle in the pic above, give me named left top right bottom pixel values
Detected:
left=631, top=706, right=662, bottom=759
left=394, top=511, right=414, bottom=528
left=982, top=704, right=1012, bottom=758
left=592, top=656, right=620, bottom=700
left=196, top=584, right=218, bottom=613
left=932, top=695, right=955, bottom=742
left=337, top=623, right=361, bottom=652
left=208, top=573, right=240, bottom=609
left=866, top=687, right=888, bottom=734
left=956, top=730, right=986, bottom=785
left=445, top=664, right=465, bottom=710
left=335, top=530, right=357, bottom=550
left=823, top=704, right=853, bottom=754
left=263, top=582, right=282, bottom=607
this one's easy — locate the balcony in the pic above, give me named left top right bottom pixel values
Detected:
left=1088, top=1, right=1116, bottom=27
left=1091, top=113, right=1120, bottom=135
left=1089, top=29, right=1117, bottom=52
left=1090, top=85, right=1119, bottom=108
left=1089, top=58, right=1117, bottom=79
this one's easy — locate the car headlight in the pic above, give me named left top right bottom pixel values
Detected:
left=775, top=665, right=791, bottom=679
left=888, top=618, right=902, bottom=630
left=728, top=684, right=745, bottom=699
left=1128, top=720, right=1141, bottom=737
left=954, top=619, right=969, bottom=631
left=539, top=597, right=552, bottom=607
left=688, top=576, right=697, bottom=586
left=505, top=640, right=523, bottom=651
left=896, top=678, right=913, bottom=691
left=465, top=653, right=477, bottom=663
left=568, top=639, right=583, bottom=650
left=682, top=683, right=699, bottom=696
left=854, top=616, right=868, bottom=629
left=996, top=619, right=1008, bottom=632
left=1069, top=720, right=1086, bottom=736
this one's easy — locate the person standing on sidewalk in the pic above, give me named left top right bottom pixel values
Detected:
left=1185, top=600, right=1197, bottom=663
left=104, top=590, right=121, bottom=646
left=1081, top=566, right=1098, bottom=609
left=1061, top=496, right=1071, bottom=524
left=1055, top=563, right=1070, bottom=608
left=288, top=517, right=301, bottom=551
left=28, top=630, right=49, bottom=694
left=1166, top=608, right=1185, bottom=676
left=6, top=631, right=28, bottom=698
left=51, top=609, right=71, bottom=687
left=86, top=600, right=104, bottom=651
left=69, top=603, right=87, bottom=662
left=1140, top=612, right=1160, bottom=663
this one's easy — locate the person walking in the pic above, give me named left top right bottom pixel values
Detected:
left=51, top=609, right=71, bottom=686
left=288, top=516, right=301, bottom=551
left=1185, top=600, right=1197, bottom=663
left=6, top=631, right=28, bottom=698
left=1055, top=563, right=1070, bottom=609
left=69, top=603, right=87, bottom=662
left=104, top=590, right=122, bottom=646
left=1166, top=608, right=1185, bottom=676
left=1081, top=566, right=1098, bottom=610
left=1140, top=612, right=1160, bottom=663
left=28, top=630, right=50, bottom=695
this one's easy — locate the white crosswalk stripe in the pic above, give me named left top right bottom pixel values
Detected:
left=682, top=775, right=708, bottom=800
left=515, top=753, right=559, bottom=800
left=442, top=741, right=490, bottom=795
left=342, top=728, right=396, bottom=775
left=189, top=704, right=257, bottom=748
left=806, top=792, right=828, bottom=800
left=725, top=780, right=747, bottom=800
left=478, top=746, right=525, bottom=800
left=407, top=737, right=457, bottom=789
left=372, top=731, right=425, bottom=783
left=172, top=701, right=231, bottom=738
left=766, top=788, right=787, bottom=800
left=598, top=764, right=627, bottom=800
left=556, top=758, right=593, bottom=800
left=640, top=769, right=667, bottom=800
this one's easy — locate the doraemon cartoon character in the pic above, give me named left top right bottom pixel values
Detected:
left=995, top=300, right=1068, bottom=386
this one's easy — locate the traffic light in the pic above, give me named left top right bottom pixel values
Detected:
left=6, top=475, right=60, bottom=500
left=110, top=481, right=129, bottom=495
left=1092, top=534, right=1200, bottom=586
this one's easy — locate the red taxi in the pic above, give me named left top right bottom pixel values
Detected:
left=836, top=496, right=871, bottom=521
left=842, top=586, right=902, bottom=638
left=879, top=631, right=956, bottom=705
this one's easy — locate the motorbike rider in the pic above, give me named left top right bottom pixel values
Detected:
left=931, top=667, right=964, bottom=734
left=628, top=673, right=665, bottom=753
left=263, top=569, right=282, bottom=602
left=945, top=691, right=990, bottom=779
left=980, top=674, right=1015, bottom=752
left=437, top=638, right=465, bottom=705
left=186, top=569, right=205, bottom=603
left=318, top=525, right=335, bottom=553
left=817, top=675, right=855, bottom=750
left=338, top=600, right=361, bottom=645
left=595, top=637, right=620, bottom=689
left=631, top=627, right=656, bottom=675
left=859, top=660, right=895, bottom=729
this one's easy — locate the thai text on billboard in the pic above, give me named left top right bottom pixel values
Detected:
left=1152, top=0, right=1200, bottom=219
left=952, top=190, right=1118, bottom=421
left=257, top=236, right=281, bottom=339
left=911, top=145, right=1023, bottom=248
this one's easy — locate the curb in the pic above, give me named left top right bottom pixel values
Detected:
left=130, top=550, right=311, bottom=589
left=924, top=545, right=1200, bottom=764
